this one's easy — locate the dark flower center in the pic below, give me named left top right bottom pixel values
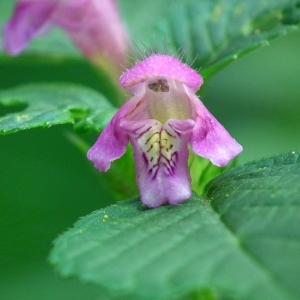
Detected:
left=148, top=78, right=169, bottom=93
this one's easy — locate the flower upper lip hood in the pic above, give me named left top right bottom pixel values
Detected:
left=120, top=54, right=203, bottom=93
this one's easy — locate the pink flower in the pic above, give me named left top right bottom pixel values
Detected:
left=88, top=54, right=243, bottom=208
left=4, top=0, right=129, bottom=70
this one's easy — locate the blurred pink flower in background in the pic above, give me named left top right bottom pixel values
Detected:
left=88, top=54, right=243, bottom=208
left=4, top=0, right=129, bottom=72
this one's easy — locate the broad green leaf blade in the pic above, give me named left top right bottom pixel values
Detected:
left=50, top=152, right=300, bottom=300
left=0, top=84, right=116, bottom=135
left=124, top=0, right=300, bottom=77
left=0, top=84, right=138, bottom=200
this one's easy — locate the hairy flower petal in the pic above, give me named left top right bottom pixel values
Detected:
left=120, top=54, right=203, bottom=93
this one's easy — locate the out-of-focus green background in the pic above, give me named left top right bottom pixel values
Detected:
left=1, top=2, right=300, bottom=300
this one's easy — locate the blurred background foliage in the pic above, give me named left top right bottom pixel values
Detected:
left=0, top=0, right=300, bottom=299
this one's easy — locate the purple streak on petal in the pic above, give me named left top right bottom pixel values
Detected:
left=4, top=0, right=57, bottom=55
left=120, top=54, right=203, bottom=93
left=130, top=120, right=194, bottom=208
left=185, top=87, right=243, bottom=167
left=137, top=147, right=192, bottom=208
left=87, top=86, right=145, bottom=172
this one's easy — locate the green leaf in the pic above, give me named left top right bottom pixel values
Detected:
left=0, top=84, right=116, bottom=135
left=124, top=0, right=300, bottom=77
left=2, top=0, right=300, bottom=81
left=50, top=152, right=300, bottom=300
left=0, top=84, right=139, bottom=200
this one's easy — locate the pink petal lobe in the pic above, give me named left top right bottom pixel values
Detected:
left=120, top=54, right=203, bottom=93
left=87, top=88, right=144, bottom=172
left=186, top=87, right=243, bottom=167
left=4, top=0, right=56, bottom=55
left=87, top=114, right=128, bottom=172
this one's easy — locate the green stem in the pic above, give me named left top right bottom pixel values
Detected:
left=64, top=131, right=89, bottom=155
